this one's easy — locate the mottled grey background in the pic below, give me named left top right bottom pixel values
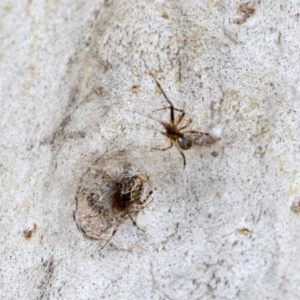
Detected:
left=1, top=1, right=300, bottom=299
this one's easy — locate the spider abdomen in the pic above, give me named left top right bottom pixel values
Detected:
left=178, top=135, right=192, bottom=150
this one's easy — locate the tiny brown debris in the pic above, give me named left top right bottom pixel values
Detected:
left=23, top=223, right=38, bottom=239
left=291, top=198, right=300, bottom=213
left=237, top=227, right=252, bottom=236
left=161, top=12, right=169, bottom=19
left=131, top=85, right=140, bottom=94
left=93, top=86, right=104, bottom=96
left=234, top=1, right=257, bottom=25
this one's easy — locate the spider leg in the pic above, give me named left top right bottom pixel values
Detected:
left=178, top=149, right=186, bottom=168
left=168, top=101, right=175, bottom=125
left=153, top=79, right=174, bottom=107
left=98, top=226, right=117, bottom=252
left=128, top=190, right=153, bottom=231
left=128, top=214, right=145, bottom=232
left=152, top=139, right=173, bottom=151
left=153, top=79, right=176, bottom=124
left=174, top=143, right=186, bottom=168
left=182, top=130, right=210, bottom=136
left=140, top=190, right=153, bottom=205
left=174, top=110, right=187, bottom=127
left=153, top=106, right=185, bottom=114
left=179, top=118, right=192, bottom=130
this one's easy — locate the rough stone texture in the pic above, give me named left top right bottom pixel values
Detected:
left=1, top=0, right=300, bottom=299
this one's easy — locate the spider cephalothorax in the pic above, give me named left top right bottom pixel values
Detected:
left=114, top=174, right=149, bottom=209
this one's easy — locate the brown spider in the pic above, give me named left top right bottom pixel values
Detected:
left=151, top=77, right=210, bottom=168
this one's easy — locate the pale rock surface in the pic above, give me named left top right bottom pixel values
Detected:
left=1, top=0, right=300, bottom=299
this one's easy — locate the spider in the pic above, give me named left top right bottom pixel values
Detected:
left=150, top=76, right=210, bottom=168
left=74, top=153, right=153, bottom=251
left=111, top=173, right=153, bottom=232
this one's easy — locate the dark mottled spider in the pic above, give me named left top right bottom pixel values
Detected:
left=75, top=158, right=153, bottom=251
left=150, top=76, right=210, bottom=168
left=114, top=174, right=148, bottom=209
left=102, top=173, right=153, bottom=250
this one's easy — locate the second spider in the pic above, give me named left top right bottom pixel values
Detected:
left=151, top=76, right=209, bottom=168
